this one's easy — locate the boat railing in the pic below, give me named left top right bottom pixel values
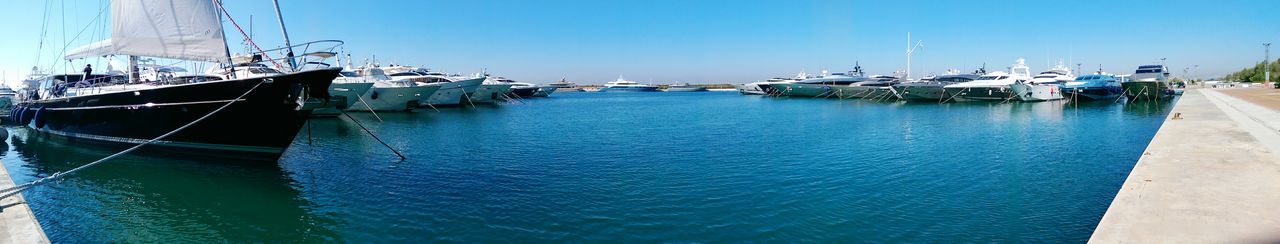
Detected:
left=254, top=40, right=345, bottom=72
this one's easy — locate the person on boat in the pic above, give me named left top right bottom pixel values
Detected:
left=83, top=64, right=93, bottom=83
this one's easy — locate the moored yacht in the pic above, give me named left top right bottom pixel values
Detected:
left=840, top=74, right=900, bottom=99
left=599, top=76, right=660, bottom=92
left=1122, top=64, right=1173, bottom=100
left=893, top=68, right=982, bottom=101
left=943, top=58, right=1032, bottom=101
left=1061, top=73, right=1123, bottom=101
left=1011, top=61, right=1074, bottom=102
left=344, top=66, right=440, bottom=112
left=491, top=77, right=540, bottom=97
left=383, top=67, right=486, bottom=106
left=773, top=66, right=868, bottom=97
left=533, top=86, right=557, bottom=97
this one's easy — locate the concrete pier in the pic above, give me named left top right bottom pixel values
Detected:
left=0, top=160, right=49, bottom=243
left=1090, top=88, right=1280, bottom=243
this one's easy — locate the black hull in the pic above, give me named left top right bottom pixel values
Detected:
left=15, top=68, right=341, bottom=161
left=507, top=88, right=538, bottom=97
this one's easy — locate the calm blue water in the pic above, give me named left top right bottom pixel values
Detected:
left=2, top=91, right=1174, bottom=242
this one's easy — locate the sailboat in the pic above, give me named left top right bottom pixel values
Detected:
left=12, top=0, right=342, bottom=161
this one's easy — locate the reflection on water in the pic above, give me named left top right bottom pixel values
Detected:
left=1, top=92, right=1176, bottom=242
left=3, top=128, right=336, bottom=242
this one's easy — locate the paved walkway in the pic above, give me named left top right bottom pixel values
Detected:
left=1090, top=89, right=1280, bottom=243
left=0, top=158, right=49, bottom=243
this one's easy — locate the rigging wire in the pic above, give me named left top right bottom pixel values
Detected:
left=33, top=0, right=54, bottom=69
left=212, top=0, right=284, bottom=70
left=45, top=2, right=108, bottom=75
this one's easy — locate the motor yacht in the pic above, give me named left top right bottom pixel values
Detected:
left=1011, top=61, right=1073, bottom=102
left=599, top=76, right=660, bottom=92
left=1061, top=73, right=1123, bottom=101
left=943, top=58, right=1032, bottom=101
left=343, top=66, right=439, bottom=112
left=893, top=68, right=983, bottom=101
left=773, top=66, right=868, bottom=97
left=1122, top=64, right=1173, bottom=100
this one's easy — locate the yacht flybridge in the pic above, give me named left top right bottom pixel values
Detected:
left=13, top=0, right=342, bottom=161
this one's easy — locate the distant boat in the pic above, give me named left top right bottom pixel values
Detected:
left=548, top=78, right=583, bottom=92
left=599, top=76, right=659, bottom=92
left=944, top=58, right=1032, bottom=101
left=1122, top=65, right=1174, bottom=100
left=0, top=87, right=18, bottom=118
left=1061, top=74, right=1123, bottom=101
left=665, top=83, right=707, bottom=92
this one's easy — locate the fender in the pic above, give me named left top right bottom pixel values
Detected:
left=31, top=107, right=46, bottom=128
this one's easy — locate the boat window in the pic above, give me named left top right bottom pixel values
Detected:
left=339, top=71, right=359, bottom=77
left=1136, top=69, right=1160, bottom=74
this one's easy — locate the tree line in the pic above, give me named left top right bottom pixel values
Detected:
left=1220, top=59, right=1279, bottom=83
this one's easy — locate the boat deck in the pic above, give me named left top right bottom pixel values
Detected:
left=1090, top=88, right=1280, bottom=243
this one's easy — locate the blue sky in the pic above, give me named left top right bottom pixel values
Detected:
left=1, top=0, right=1277, bottom=86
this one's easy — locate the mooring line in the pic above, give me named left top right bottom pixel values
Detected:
left=355, top=94, right=383, bottom=122
left=340, top=110, right=407, bottom=160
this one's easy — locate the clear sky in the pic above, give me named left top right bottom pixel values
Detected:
left=1, top=0, right=1277, bottom=86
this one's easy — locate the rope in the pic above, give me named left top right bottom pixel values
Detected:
left=339, top=110, right=406, bottom=160
left=0, top=79, right=266, bottom=201
left=212, top=0, right=284, bottom=70
left=354, top=94, right=384, bottom=122
left=941, top=87, right=969, bottom=103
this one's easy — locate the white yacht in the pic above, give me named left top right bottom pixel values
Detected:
left=599, top=76, right=659, bottom=92
left=382, top=66, right=485, bottom=106
left=343, top=66, right=440, bottom=112
left=1011, top=61, right=1074, bottom=102
left=773, top=67, right=869, bottom=97
left=943, top=58, right=1033, bottom=101
left=738, top=71, right=813, bottom=95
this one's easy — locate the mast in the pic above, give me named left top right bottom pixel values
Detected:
left=905, top=32, right=923, bottom=80
left=216, top=0, right=236, bottom=79
left=271, top=0, right=297, bottom=71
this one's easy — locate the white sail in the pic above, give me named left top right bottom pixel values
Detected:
left=64, top=39, right=115, bottom=60
left=66, top=0, right=229, bottom=62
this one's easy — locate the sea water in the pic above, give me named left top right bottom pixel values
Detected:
left=1, top=92, right=1174, bottom=242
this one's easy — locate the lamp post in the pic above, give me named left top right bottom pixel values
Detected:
left=1265, top=43, right=1271, bottom=87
